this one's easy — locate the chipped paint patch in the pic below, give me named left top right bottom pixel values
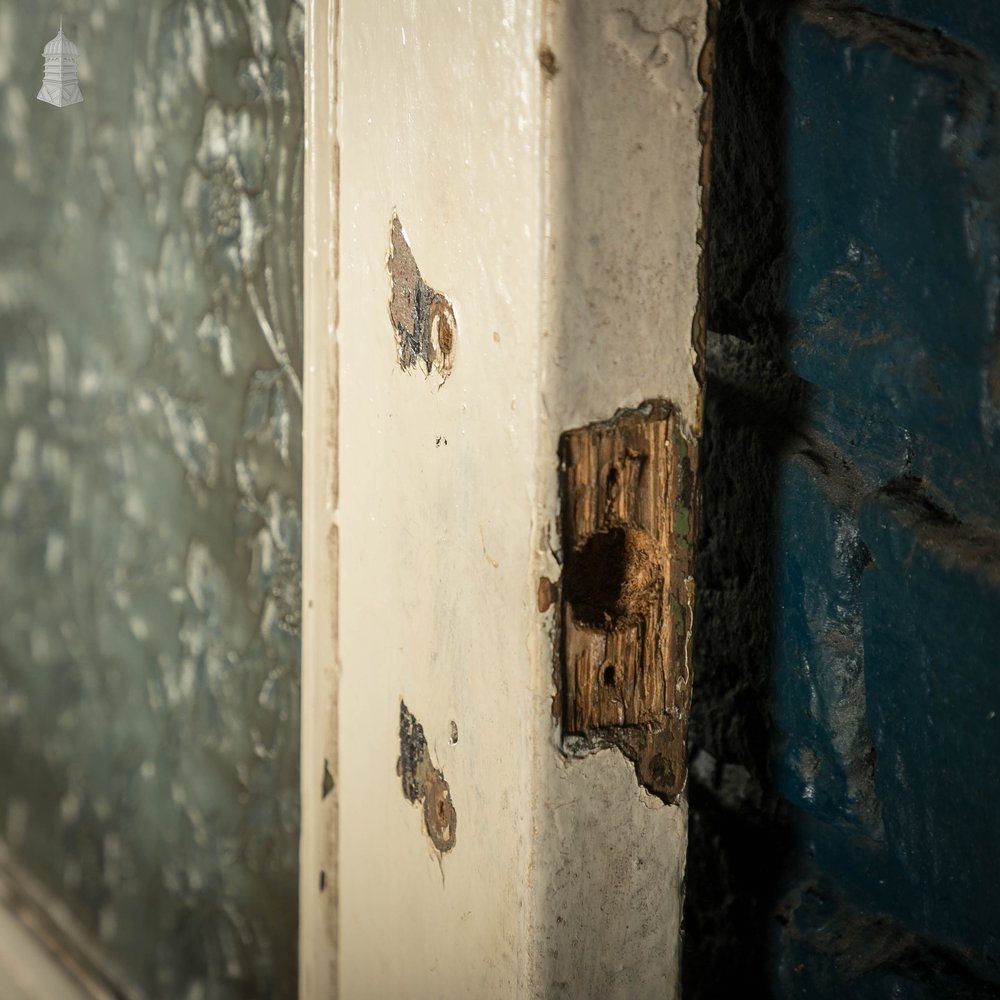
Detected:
left=387, top=214, right=456, bottom=383
left=397, top=701, right=456, bottom=854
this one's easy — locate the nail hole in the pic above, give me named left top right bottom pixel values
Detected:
left=603, top=664, right=616, bottom=686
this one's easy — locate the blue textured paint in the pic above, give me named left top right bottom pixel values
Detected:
left=774, top=458, right=877, bottom=835
left=775, top=4, right=1000, bottom=993
left=787, top=19, right=1000, bottom=522
left=860, top=491, right=1000, bottom=954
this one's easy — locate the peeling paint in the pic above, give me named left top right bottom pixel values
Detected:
left=397, top=701, right=456, bottom=854
left=387, top=213, right=456, bottom=383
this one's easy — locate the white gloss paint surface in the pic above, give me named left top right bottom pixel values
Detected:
left=305, top=2, right=708, bottom=997
left=337, top=4, right=541, bottom=996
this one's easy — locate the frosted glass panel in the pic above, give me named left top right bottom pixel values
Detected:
left=0, top=2, right=303, bottom=997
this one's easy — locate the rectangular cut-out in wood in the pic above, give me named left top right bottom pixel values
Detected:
left=559, top=400, right=696, bottom=801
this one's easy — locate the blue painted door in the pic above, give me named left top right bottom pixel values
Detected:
left=687, top=3, right=1000, bottom=996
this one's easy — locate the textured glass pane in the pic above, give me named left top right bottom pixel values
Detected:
left=0, top=2, right=303, bottom=997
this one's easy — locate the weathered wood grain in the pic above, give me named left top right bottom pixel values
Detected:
left=559, top=400, right=697, bottom=800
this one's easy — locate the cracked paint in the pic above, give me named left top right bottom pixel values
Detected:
left=604, top=8, right=699, bottom=94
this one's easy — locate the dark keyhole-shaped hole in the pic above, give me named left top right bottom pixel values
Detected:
left=563, top=527, right=629, bottom=628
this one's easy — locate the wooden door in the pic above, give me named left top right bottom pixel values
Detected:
left=301, top=2, right=713, bottom=997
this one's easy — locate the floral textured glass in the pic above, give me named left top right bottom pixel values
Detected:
left=0, top=3, right=303, bottom=996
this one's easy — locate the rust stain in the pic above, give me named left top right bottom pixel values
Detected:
left=537, top=575, right=558, bottom=613
left=398, top=701, right=457, bottom=854
left=558, top=400, right=697, bottom=802
left=387, top=213, right=456, bottom=383
left=423, top=771, right=457, bottom=854
left=539, top=45, right=559, bottom=78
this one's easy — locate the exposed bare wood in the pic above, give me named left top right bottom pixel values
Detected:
left=559, top=401, right=697, bottom=801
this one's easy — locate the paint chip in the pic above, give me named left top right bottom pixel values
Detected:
left=388, top=214, right=456, bottom=383
left=398, top=701, right=457, bottom=853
